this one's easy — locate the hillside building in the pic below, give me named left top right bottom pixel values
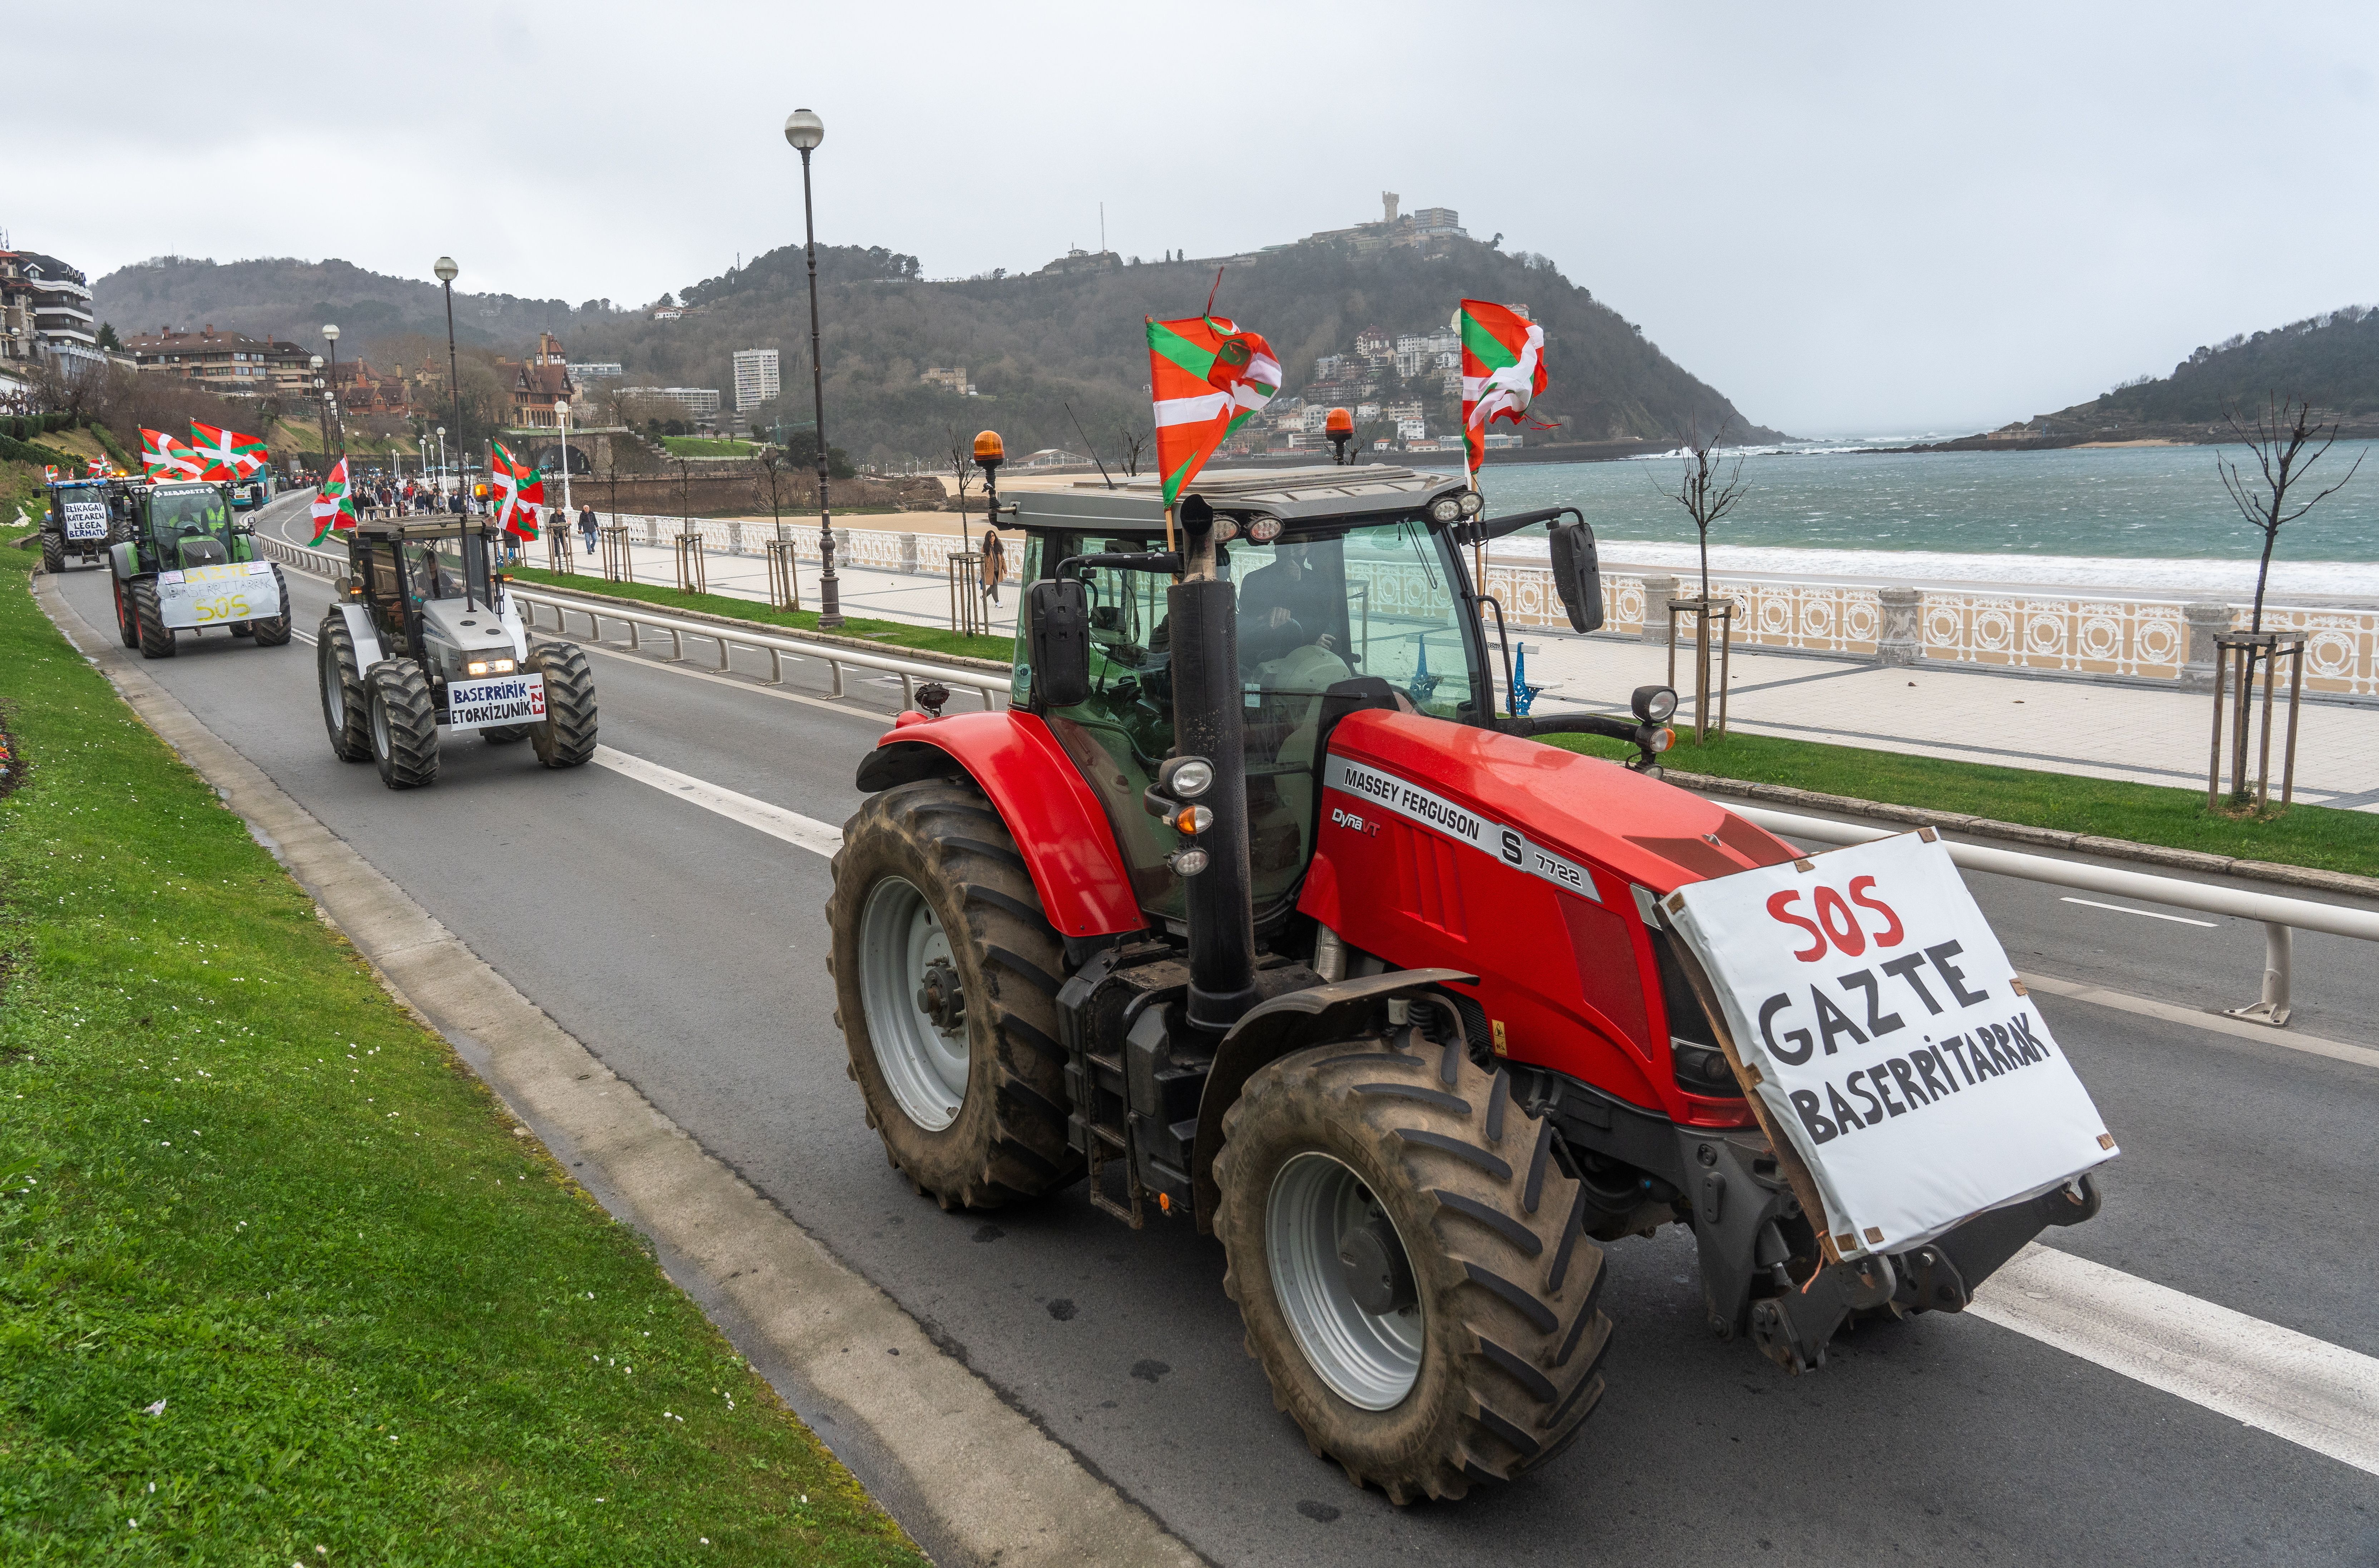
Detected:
left=618, top=385, right=722, bottom=428
left=732, top=347, right=781, bottom=412
left=919, top=365, right=976, bottom=396
left=1, top=250, right=107, bottom=379
left=123, top=325, right=312, bottom=395
left=1303, top=193, right=1471, bottom=256
left=499, top=332, right=578, bottom=429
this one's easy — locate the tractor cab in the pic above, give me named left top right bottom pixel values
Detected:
left=129, top=481, right=247, bottom=575
left=339, top=518, right=513, bottom=682
left=1009, top=466, right=1623, bottom=930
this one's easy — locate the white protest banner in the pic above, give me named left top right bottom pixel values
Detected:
left=1665, top=830, right=2116, bottom=1260
left=60, top=499, right=109, bottom=541
left=445, top=672, right=546, bottom=733
left=153, top=561, right=280, bottom=630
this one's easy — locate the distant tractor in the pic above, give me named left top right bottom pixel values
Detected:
left=39, top=474, right=133, bottom=576
left=106, top=479, right=292, bottom=657
left=317, top=517, right=597, bottom=789
left=827, top=463, right=2103, bottom=1503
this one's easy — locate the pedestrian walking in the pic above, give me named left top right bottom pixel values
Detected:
left=551, top=506, right=573, bottom=558
left=979, top=524, right=1007, bottom=607
left=577, top=502, right=598, bottom=556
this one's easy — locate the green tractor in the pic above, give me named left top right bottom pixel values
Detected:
left=106, top=479, right=292, bottom=658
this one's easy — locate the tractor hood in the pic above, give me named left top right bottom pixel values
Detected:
left=1321, top=710, right=1797, bottom=897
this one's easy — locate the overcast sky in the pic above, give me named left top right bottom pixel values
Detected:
left=19, top=1, right=2378, bottom=435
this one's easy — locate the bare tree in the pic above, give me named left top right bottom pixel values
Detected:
left=1115, top=423, right=1149, bottom=477
left=755, top=443, right=793, bottom=540
left=945, top=425, right=978, bottom=543
left=2217, top=394, right=2364, bottom=633
left=1664, top=420, right=1749, bottom=601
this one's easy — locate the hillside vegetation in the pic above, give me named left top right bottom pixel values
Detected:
left=90, top=237, right=1776, bottom=467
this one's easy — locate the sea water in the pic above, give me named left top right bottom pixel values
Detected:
left=1424, top=440, right=2379, bottom=600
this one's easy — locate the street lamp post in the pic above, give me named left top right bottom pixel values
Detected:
left=434, top=257, right=463, bottom=512
left=322, top=324, right=344, bottom=457
left=436, top=426, right=448, bottom=503
left=555, top=400, right=574, bottom=514
left=310, top=357, right=327, bottom=466
left=784, top=107, right=841, bottom=627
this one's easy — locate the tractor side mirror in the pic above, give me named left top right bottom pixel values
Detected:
left=1028, top=577, right=1091, bottom=708
left=1548, top=519, right=1604, bottom=634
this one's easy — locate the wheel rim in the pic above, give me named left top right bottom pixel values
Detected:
left=857, top=876, right=969, bottom=1131
left=322, top=644, right=346, bottom=728
left=1267, top=1152, right=1425, bottom=1410
left=370, top=690, right=391, bottom=760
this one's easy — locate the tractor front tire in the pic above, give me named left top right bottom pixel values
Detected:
left=528, top=641, right=597, bottom=768
left=248, top=564, right=292, bottom=646
left=827, top=779, right=1081, bottom=1209
left=319, top=615, right=371, bottom=762
left=129, top=579, right=175, bottom=660
left=39, top=532, right=65, bottom=575
left=111, top=577, right=140, bottom=648
left=481, top=725, right=532, bottom=745
left=365, top=659, right=439, bottom=789
left=1213, top=1034, right=1614, bottom=1504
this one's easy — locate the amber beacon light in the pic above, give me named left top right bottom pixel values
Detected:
left=1326, top=406, right=1354, bottom=465
left=973, top=429, right=1006, bottom=470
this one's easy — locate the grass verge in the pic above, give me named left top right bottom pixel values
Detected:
left=1541, top=726, right=2379, bottom=878
left=0, top=532, right=926, bottom=1562
left=504, top=562, right=1015, bottom=664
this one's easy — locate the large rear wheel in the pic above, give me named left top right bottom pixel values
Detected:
left=129, top=578, right=175, bottom=660
left=528, top=641, right=597, bottom=768
left=318, top=615, right=371, bottom=761
left=111, top=577, right=139, bottom=648
left=365, top=658, right=439, bottom=789
left=1214, top=1032, right=1614, bottom=1504
left=39, top=532, right=65, bottom=575
left=827, top=779, right=1080, bottom=1209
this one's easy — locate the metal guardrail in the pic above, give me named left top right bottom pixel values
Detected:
left=256, top=533, right=1008, bottom=712
left=1736, top=804, right=2379, bottom=1028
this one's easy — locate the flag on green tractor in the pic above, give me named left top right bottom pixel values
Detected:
left=139, top=428, right=203, bottom=483
left=488, top=441, right=547, bottom=541
left=1145, top=312, right=1282, bottom=506
left=1459, top=299, right=1549, bottom=484
left=188, top=421, right=268, bottom=480
left=309, top=457, right=357, bottom=544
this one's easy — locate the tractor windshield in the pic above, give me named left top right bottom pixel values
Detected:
left=1019, top=516, right=1482, bottom=924
left=401, top=531, right=493, bottom=606
left=146, top=486, right=236, bottom=568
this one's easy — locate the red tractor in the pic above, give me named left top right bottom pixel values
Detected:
left=828, top=464, right=2099, bottom=1503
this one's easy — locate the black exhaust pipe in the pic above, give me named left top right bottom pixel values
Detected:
left=1168, top=571, right=1258, bottom=1031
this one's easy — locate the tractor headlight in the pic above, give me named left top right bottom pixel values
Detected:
left=1246, top=516, right=1282, bottom=543
left=1211, top=516, right=1240, bottom=542
left=1428, top=496, right=1464, bottom=524
left=1158, top=756, right=1215, bottom=798
left=1632, top=684, right=1679, bottom=724
left=1168, top=847, right=1211, bottom=876
left=465, top=657, right=517, bottom=677
left=1457, top=490, right=1485, bottom=517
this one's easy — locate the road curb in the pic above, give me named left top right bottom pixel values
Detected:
left=29, top=568, right=1206, bottom=1568
left=1668, top=769, right=2379, bottom=901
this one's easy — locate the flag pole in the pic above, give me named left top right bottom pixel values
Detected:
left=1164, top=504, right=1176, bottom=557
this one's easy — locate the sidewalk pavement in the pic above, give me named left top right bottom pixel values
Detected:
left=543, top=529, right=2378, bottom=814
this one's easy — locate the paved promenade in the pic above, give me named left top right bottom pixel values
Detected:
left=543, top=523, right=2379, bottom=813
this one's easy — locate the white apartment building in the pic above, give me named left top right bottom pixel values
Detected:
left=732, top=347, right=781, bottom=412
left=620, top=385, right=723, bottom=426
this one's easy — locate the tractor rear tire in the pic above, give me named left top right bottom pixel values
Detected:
left=528, top=641, right=597, bottom=768
left=827, top=779, right=1082, bottom=1209
left=249, top=566, right=292, bottom=646
left=39, top=532, right=64, bottom=575
left=112, top=577, right=140, bottom=648
left=130, top=578, right=175, bottom=660
left=1213, top=1034, right=1614, bottom=1504
left=365, top=659, right=439, bottom=789
left=319, top=615, right=371, bottom=762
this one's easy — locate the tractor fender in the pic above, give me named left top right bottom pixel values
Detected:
left=108, top=542, right=139, bottom=581
left=335, top=600, right=387, bottom=667
left=856, top=711, right=1142, bottom=941
left=1189, top=967, right=1476, bottom=1232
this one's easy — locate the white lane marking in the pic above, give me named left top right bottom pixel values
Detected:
left=590, top=744, right=841, bottom=858
left=2061, top=896, right=2217, bottom=928
left=2020, top=971, right=2379, bottom=1071
left=1973, top=1243, right=2379, bottom=1477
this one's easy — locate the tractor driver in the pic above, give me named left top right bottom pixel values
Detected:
left=1237, top=539, right=1341, bottom=667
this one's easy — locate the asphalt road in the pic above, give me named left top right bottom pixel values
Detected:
left=49, top=507, right=2379, bottom=1565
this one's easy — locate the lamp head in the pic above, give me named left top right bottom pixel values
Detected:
left=322, top=324, right=340, bottom=342
left=435, top=426, right=445, bottom=437
left=434, top=256, right=458, bottom=283
left=310, top=355, right=323, bottom=370
left=1325, top=406, right=1353, bottom=435
left=783, top=108, right=824, bottom=151
left=972, top=429, right=1005, bottom=469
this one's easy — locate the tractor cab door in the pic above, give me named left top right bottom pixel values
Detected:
left=1017, top=518, right=1486, bottom=930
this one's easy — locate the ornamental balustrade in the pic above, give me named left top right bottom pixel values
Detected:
left=574, top=514, right=2376, bottom=695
